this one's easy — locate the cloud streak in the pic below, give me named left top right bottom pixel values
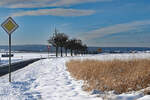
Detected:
left=0, top=0, right=112, bottom=8
left=81, top=20, right=150, bottom=41
left=11, top=8, right=96, bottom=17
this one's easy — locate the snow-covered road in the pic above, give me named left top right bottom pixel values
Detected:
left=0, top=53, right=150, bottom=100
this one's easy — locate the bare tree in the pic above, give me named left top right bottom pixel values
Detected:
left=57, top=33, right=68, bottom=57
left=48, top=28, right=88, bottom=57
left=64, top=40, right=69, bottom=56
left=82, top=44, right=88, bottom=54
left=68, top=39, right=87, bottom=56
left=68, top=39, right=76, bottom=56
left=74, top=39, right=82, bottom=55
left=48, top=29, right=60, bottom=57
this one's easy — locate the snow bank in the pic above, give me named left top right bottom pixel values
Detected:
left=0, top=53, right=49, bottom=65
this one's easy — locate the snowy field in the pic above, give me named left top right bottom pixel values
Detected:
left=0, top=52, right=150, bottom=100
left=0, top=52, right=51, bottom=65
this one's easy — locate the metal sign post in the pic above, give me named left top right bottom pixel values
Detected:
left=9, top=34, right=11, bottom=82
left=1, top=17, right=19, bottom=82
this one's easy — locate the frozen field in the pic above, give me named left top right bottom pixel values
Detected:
left=0, top=52, right=51, bottom=65
left=0, top=52, right=150, bottom=100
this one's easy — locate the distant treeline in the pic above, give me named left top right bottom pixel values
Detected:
left=48, top=29, right=88, bottom=57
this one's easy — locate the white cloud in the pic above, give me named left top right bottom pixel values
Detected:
left=49, top=0, right=111, bottom=7
left=0, top=0, right=112, bottom=8
left=81, top=20, right=150, bottom=41
left=11, top=8, right=96, bottom=17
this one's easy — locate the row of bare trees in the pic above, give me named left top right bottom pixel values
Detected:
left=48, top=29, right=88, bottom=57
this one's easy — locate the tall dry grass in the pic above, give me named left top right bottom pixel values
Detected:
left=66, top=59, right=150, bottom=94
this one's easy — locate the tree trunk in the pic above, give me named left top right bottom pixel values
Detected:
left=61, top=47, right=63, bottom=57
left=71, top=49, right=73, bottom=56
left=56, top=46, right=58, bottom=57
left=65, top=48, right=67, bottom=56
left=74, top=50, right=76, bottom=55
left=74, top=50, right=77, bottom=56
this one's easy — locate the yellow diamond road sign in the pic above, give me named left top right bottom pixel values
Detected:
left=1, top=17, right=19, bottom=35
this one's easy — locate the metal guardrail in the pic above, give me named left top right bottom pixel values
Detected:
left=0, top=58, right=44, bottom=77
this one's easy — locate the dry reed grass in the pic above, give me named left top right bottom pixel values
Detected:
left=66, top=59, right=150, bottom=94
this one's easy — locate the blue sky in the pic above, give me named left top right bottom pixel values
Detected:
left=0, top=0, right=150, bottom=47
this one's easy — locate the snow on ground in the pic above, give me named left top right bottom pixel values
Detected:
left=0, top=52, right=50, bottom=65
left=0, top=56, right=101, bottom=100
left=137, top=95, right=150, bottom=100
left=0, top=52, right=150, bottom=100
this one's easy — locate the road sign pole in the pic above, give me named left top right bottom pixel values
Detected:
left=1, top=17, right=19, bottom=82
left=9, top=34, right=11, bottom=82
